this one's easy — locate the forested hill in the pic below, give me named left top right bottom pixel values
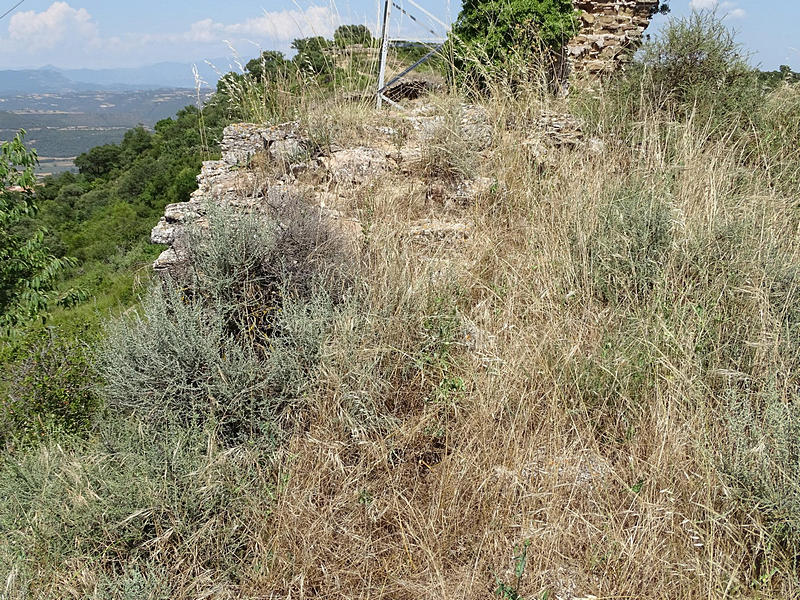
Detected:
left=22, top=101, right=230, bottom=319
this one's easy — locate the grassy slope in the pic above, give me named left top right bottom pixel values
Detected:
left=2, top=27, right=800, bottom=600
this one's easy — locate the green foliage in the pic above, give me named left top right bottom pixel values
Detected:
left=245, top=50, right=290, bottom=81
left=0, top=132, right=82, bottom=330
left=1, top=326, right=100, bottom=447
left=721, top=387, right=800, bottom=559
left=333, top=24, right=373, bottom=47
left=579, top=181, right=673, bottom=305
left=26, top=103, right=229, bottom=322
left=74, top=143, right=122, bottom=179
left=495, top=541, right=531, bottom=600
left=100, top=282, right=277, bottom=443
left=292, top=36, right=333, bottom=76
left=0, top=418, right=275, bottom=593
left=759, top=64, right=800, bottom=89
left=0, top=96, right=231, bottom=449
left=450, top=0, right=578, bottom=85
left=632, top=11, right=759, bottom=124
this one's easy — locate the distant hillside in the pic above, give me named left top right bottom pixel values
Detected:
left=0, top=89, right=213, bottom=174
left=0, top=62, right=224, bottom=94
left=0, top=69, right=88, bottom=94
left=59, top=61, right=224, bottom=90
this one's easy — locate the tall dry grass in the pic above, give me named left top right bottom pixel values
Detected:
left=244, top=84, right=800, bottom=599
left=3, top=22, right=800, bottom=600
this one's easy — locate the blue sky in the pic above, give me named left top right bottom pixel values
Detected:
left=0, top=0, right=797, bottom=70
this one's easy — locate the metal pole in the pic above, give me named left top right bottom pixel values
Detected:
left=377, top=46, right=440, bottom=94
left=377, top=0, right=392, bottom=109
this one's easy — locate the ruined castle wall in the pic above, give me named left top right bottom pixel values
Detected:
left=568, top=0, right=660, bottom=76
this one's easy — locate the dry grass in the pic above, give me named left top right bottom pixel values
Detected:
left=238, top=83, right=800, bottom=598
left=3, top=61, right=800, bottom=600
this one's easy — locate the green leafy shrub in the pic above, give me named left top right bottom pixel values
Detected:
left=333, top=24, right=373, bottom=47
left=0, top=418, right=275, bottom=595
left=1, top=132, right=81, bottom=330
left=578, top=182, right=673, bottom=305
left=570, top=323, right=658, bottom=442
left=631, top=11, right=759, bottom=125
left=449, top=0, right=578, bottom=86
left=292, top=36, right=334, bottom=76
left=245, top=50, right=290, bottom=82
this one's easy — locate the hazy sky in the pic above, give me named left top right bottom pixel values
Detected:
left=0, top=0, right=797, bottom=70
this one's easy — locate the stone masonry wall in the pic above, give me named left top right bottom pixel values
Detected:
left=568, top=0, right=660, bottom=77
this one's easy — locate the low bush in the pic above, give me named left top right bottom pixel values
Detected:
left=721, top=387, right=800, bottom=561
left=574, top=180, right=673, bottom=305
left=1, top=326, right=100, bottom=447
left=0, top=418, right=275, bottom=597
left=574, top=12, right=760, bottom=139
left=98, top=204, right=348, bottom=443
left=751, top=83, right=800, bottom=190
left=419, top=102, right=481, bottom=182
left=635, top=11, right=759, bottom=125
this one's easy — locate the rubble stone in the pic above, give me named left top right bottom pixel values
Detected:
left=567, top=1, right=660, bottom=77
left=323, top=147, right=389, bottom=185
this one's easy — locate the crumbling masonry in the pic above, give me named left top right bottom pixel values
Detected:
left=568, top=0, right=660, bottom=76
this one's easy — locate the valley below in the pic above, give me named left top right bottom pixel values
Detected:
left=0, top=88, right=211, bottom=174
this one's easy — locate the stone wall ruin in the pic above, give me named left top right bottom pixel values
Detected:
left=568, top=0, right=661, bottom=77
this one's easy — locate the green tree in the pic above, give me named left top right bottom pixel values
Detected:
left=118, top=126, right=153, bottom=164
left=292, top=36, right=333, bottom=75
left=333, top=24, right=373, bottom=47
left=0, top=132, right=78, bottom=329
left=74, top=144, right=121, bottom=179
left=246, top=50, right=290, bottom=80
left=450, top=0, right=578, bottom=82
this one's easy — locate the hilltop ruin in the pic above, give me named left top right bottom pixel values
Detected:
left=568, top=0, right=661, bottom=76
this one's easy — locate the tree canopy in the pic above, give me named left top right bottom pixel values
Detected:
left=333, top=24, right=373, bottom=47
left=0, top=132, right=79, bottom=329
left=245, top=50, right=290, bottom=81
left=452, top=0, right=578, bottom=54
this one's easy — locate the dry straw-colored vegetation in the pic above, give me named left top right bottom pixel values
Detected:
left=3, top=12, right=800, bottom=600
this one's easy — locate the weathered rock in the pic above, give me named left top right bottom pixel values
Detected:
left=153, top=247, right=180, bottom=271
left=408, top=219, right=473, bottom=242
left=447, top=176, right=496, bottom=207
left=536, top=111, right=585, bottom=148
left=221, top=123, right=267, bottom=165
left=151, top=121, right=365, bottom=272
left=568, top=1, right=660, bottom=77
left=152, top=106, right=503, bottom=272
left=323, top=147, right=389, bottom=185
left=407, top=104, right=493, bottom=151
left=269, top=138, right=305, bottom=164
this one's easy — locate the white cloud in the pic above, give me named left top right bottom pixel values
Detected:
left=689, top=0, right=747, bottom=19
left=7, top=1, right=98, bottom=50
left=144, top=6, right=342, bottom=49
left=689, top=0, right=718, bottom=9
left=0, top=2, right=344, bottom=68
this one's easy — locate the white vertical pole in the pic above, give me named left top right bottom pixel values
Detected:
left=377, top=0, right=392, bottom=109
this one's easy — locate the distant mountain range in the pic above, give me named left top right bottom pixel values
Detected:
left=0, top=61, right=229, bottom=94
